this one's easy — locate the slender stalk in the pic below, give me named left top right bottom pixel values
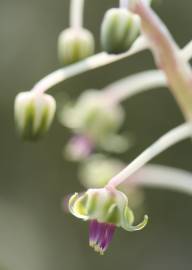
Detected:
left=31, top=35, right=192, bottom=98
left=120, top=0, right=129, bottom=9
left=31, top=36, right=148, bottom=94
left=102, top=40, right=192, bottom=104
left=106, top=122, right=192, bottom=189
left=181, top=40, right=192, bottom=62
left=103, top=70, right=166, bottom=104
left=70, top=0, right=85, bottom=29
left=130, top=0, right=192, bottom=121
left=122, top=165, right=192, bottom=196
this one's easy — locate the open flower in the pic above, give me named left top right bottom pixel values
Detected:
left=68, top=188, right=148, bottom=255
left=59, top=90, right=130, bottom=155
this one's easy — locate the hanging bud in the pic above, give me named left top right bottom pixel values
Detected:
left=69, top=188, right=148, bottom=254
left=101, top=8, right=141, bottom=54
left=59, top=90, right=125, bottom=149
left=58, top=28, right=95, bottom=65
left=14, top=91, right=56, bottom=141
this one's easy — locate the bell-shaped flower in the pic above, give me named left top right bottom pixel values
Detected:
left=68, top=188, right=148, bottom=254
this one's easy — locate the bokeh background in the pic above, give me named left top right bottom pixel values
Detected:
left=1, top=0, right=192, bottom=269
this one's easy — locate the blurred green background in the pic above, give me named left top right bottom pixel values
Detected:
left=1, top=0, right=192, bottom=269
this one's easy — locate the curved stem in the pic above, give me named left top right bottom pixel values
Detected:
left=70, top=0, right=85, bottom=29
left=181, top=40, right=192, bottom=62
left=130, top=1, right=192, bottom=122
left=106, top=122, right=192, bottom=189
left=102, top=39, right=192, bottom=104
left=103, top=70, right=166, bottom=104
left=122, top=164, right=192, bottom=196
left=31, top=36, right=148, bottom=94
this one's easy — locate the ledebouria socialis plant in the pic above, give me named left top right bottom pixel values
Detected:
left=14, top=0, right=192, bottom=255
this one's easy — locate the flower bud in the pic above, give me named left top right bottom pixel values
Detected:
left=101, top=8, right=141, bottom=54
left=60, top=90, right=124, bottom=147
left=58, top=28, right=95, bottom=65
left=69, top=188, right=148, bottom=231
left=14, top=91, right=56, bottom=140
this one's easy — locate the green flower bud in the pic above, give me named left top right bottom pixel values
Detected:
left=101, top=8, right=141, bottom=54
left=58, top=28, right=95, bottom=65
left=60, top=90, right=124, bottom=146
left=69, top=188, right=148, bottom=231
left=14, top=91, right=56, bottom=140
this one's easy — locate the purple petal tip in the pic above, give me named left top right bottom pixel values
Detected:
left=89, top=220, right=116, bottom=255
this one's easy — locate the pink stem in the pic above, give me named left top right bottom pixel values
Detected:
left=131, top=0, right=192, bottom=121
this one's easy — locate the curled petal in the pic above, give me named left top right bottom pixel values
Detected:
left=68, top=193, right=89, bottom=220
left=123, top=214, right=148, bottom=232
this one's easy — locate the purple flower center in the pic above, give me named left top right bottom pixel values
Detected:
left=67, top=135, right=94, bottom=160
left=89, top=220, right=116, bottom=255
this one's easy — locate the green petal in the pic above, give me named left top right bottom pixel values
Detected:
left=68, top=193, right=89, bottom=220
left=124, top=214, right=148, bottom=232
left=106, top=204, right=120, bottom=224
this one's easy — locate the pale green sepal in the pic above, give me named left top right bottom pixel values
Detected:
left=68, top=193, right=89, bottom=220
left=123, top=214, right=148, bottom=232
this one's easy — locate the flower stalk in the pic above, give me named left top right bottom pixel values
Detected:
left=130, top=0, right=192, bottom=122
left=120, top=0, right=129, bottom=9
left=32, top=36, right=148, bottom=94
left=102, top=40, right=192, bottom=104
left=106, top=122, right=192, bottom=189
left=125, top=165, right=192, bottom=196
left=70, top=0, right=85, bottom=29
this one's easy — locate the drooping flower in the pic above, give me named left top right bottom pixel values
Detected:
left=59, top=90, right=129, bottom=154
left=68, top=188, right=148, bottom=255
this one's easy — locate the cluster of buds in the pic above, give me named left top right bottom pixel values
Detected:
left=69, top=188, right=148, bottom=254
left=14, top=91, right=56, bottom=140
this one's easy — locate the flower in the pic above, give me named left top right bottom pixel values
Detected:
left=59, top=90, right=128, bottom=153
left=68, top=188, right=148, bottom=254
left=14, top=91, right=56, bottom=140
